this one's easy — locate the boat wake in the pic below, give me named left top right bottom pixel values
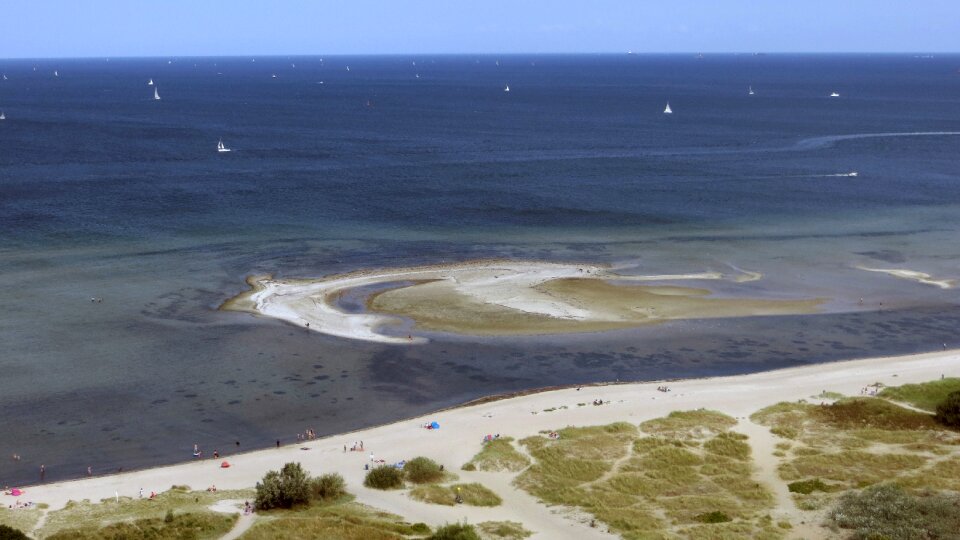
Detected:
left=793, top=131, right=960, bottom=151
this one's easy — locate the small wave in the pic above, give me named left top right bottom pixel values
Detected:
left=794, top=131, right=960, bottom=151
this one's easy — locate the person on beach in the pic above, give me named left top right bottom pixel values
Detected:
left=40, top=465, right=45, bottom=480
left=276, top=439, right=280, bottom=448
left=87, top=466, right=92, bottom=476
left=139, top=488, right=143, bottom=498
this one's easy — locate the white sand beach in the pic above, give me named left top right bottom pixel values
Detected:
left=12, top=349, right=958, bottom=539
left=856, top=266, right=956, bottom=289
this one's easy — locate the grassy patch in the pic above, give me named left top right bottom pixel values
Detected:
left=879, top=377, right=960, bottom=412
left=461, top=437, right=531, bottom=473
left=829, top=483, right=960, bottom=540
left=476, top=521, right=532, bottom=539
left=364, top=465, right=405, bottom=490
left=786, top=478, right=831, bottom=494
left=409, top=483, right=501, bottom=507
left=515, top=413, right=781, bottom=539
left=38, top=487, right=253, bottom=539
left=0, top=507, right=41, bottom=535
left=404, top=457, right=444, bottom=484
left=45, top=511, right=236, bottom=540
left=811, top=391, right=845, bottom=400
left=243, top=496, right=431, bottom=540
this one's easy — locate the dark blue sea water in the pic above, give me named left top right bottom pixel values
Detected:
left=2, top=54, right=960, bottom=486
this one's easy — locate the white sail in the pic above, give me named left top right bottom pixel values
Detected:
left=504, top=84, right=510, bottom=92
left=663, top=102, right=672, bottom=114
left=54, top=70, right=59, bottom=77
left=2, top=74, right=7, bottom=80
left=0, top=111, right=5, bottom=120
left=154, top=87, right=161, bottom=100
left=218, top=138, right=231, bottom=153
left=749, top=86, right=754, bottom=95
left=830, top=92, right=840, bottom=97
left=148, top=78, right=154, bottom=86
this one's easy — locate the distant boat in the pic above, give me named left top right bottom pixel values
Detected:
left=271, top=74, right=278, bottom=78
left=147, top=78, right=154, bottom=86
left=847, top=171, right=858, bottom=177
left=154, top=87, right=161, bottom=100
left=663, top=102, right=673, bottom=114
left=54, top=70, right=59, bottom=77
left=748, top=86, right=755, bottom=95
left=2, top=74, right=7, bottom=80
left=415, top=73, right=420, bottom=79
left=346, top=66, right=350, bottom=72
left=0, top=111, right=5, bottom=120
left=291, top=63, right=295, bottom=68
left=217, top=138, right=231, bottom=153
left=830, top=92, right=840, bottom=97
left=504, top=84, right=510, bottom=92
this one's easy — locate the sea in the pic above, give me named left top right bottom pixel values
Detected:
left=2, top=54, right=960, bottom=486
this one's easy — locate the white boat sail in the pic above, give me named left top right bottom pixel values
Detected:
left=830, top=92, right=840, bottom=97
left=54, top=70, right=59, bottom=77
left=2, top=74, right=7, bottom=80
left=663, top=102, right=673, bottom=114
left=749, top=86, right=755, bottom=95
left=504, top=84, right=510, bottom=92
left=154, top=87, right=161, bottom=100
left=217, top=139, right=231, bottom=153
left=148, top=78, right=154, bottom=86
left=0, top=111, right=5, bottom=120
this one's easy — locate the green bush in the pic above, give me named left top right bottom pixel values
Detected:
left=0, top=525, right=29, bottom=540
left=255, top=462, right=312, bottom=510
left=461, top=463, right=477, bottom=471
left=787, top=478, right=829, bottom=494
left=695, top=511, right=732, bottom=524
left=164, top=509, right=174, bottom=523
left=829, top=483, right=960, bottom=539
left=364, top=464, right=405, bottom=490
left=404, top=456, right=444, bottom=484
left=428, top=522, right=481, bottom=540
left=935, top=390, right=960, bottom=428
left=310, top=473, right=347, bottom=501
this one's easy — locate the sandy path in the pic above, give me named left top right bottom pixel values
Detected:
left=17, top=349, right=958, bottom=538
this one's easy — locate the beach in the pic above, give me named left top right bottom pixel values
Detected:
left=9, top=348, right=957, bottom=538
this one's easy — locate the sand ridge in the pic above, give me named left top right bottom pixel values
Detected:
left=222, top=259, right=820, bottom=343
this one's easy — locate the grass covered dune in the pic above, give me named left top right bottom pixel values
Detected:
left=3, top=350, right=958, bottom=539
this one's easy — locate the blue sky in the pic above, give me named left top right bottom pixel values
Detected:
left=2, top=1, right=957, bottom=58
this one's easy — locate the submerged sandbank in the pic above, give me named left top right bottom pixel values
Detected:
left=856, top=266, right=956, bottom=289
left=222, top=260, right=823, bottom=343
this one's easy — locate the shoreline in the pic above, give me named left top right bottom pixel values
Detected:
left=13, top=348, right=957, bottom=498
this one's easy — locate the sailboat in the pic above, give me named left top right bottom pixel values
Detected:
left=749, top=86, right=755, bottom=95
left=2, top=74, right=7, bottom=80
left=830, top=92, right=840, bottom=97
left=663, top=102, right=673, bottom=114
left=54, top=70, right=59, bottom=77
left=217, top=139, right=231, bottom=153
left=504, top=84, right=510, bottom=92
left=0, top=111, right=6, bottom=120
left=154, top=87, right=161, bottom=100
left=147, top=78, right=154, bottom=86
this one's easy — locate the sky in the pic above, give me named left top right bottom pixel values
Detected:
left=1, top=1, right=958, bottom=58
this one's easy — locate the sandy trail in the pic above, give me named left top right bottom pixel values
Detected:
left=16, top=350, right=957, bottom=539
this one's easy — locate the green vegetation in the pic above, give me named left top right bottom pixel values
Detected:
left=0, top=507, right=41, bottom=536
left=0, top=525, right=29, bottom=540
left=461, top=437, right=530, bottom=472
left=243, top=496, right=431, bottom=540
left=256, top=462, right=312, bottom=510
left=45, top=511, right=236, bottom=540
left=935, top=390, right=960, bottom=428
left=364, top=465, right=405, bottom=490
left=515, top=414, right=782, bottom=539
left=428, top=522, right=480, bottom=540
left=404, top=457, right=445, bottom=484
left=753, top=395, right=960, bottom=511
left=37, top=486, right=253, bottom=539
left=475, top=521, right=532, bottom=539
left=879, top=377, right=960, bottom=411
left=311, top=473, right=348, bottom=501
left=829, top=484, right=960, bottom=540
left=811, top=391, right=845, bottom=400
left=409, top=483, right=502, bottom=507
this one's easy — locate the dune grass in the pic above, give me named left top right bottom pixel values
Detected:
left=753, top=394, right=960, bottom=511
left=0, top=507, right=42, bottom=536
left=461, top=437, right=530, bottom=472
left=37, top=485, right=253, bottom=539
left=45, top=511, right=237, bottom=540
left=241, top=496, right=431, bottom=540
left=409, top=483, right=502, bottom=507
left=879, top=377, right=960, bottom=412
left=476, top=520, right=532, bottom=539
left=514, top=413, right=781, bottom=539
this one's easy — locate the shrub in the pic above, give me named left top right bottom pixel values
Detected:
left=310, top=472, right=347, bottom=501
left=787, top=478, right=829, bottom=494
left=935, top=390, right=960, bottom=428
left=461, top=463, right=477, bottom=471
left=255, top=462, right=312, bottom=510
left=404, top=456, right=444, bottom=484
left=164, top=509, right=174, bottom=523
left=829, top=483, right=960, bottom=539
left=428, top=522, right=482, bottom=540
left=364, top=464, right=405, bottom=489
left=695, top=511, right=732, bottom=524
left=0, top=525, right=29, bottom=540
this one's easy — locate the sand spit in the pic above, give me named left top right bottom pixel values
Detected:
left=222, top=260, right=821, bottom=343
left=856, top=266, right=956, bottom=289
